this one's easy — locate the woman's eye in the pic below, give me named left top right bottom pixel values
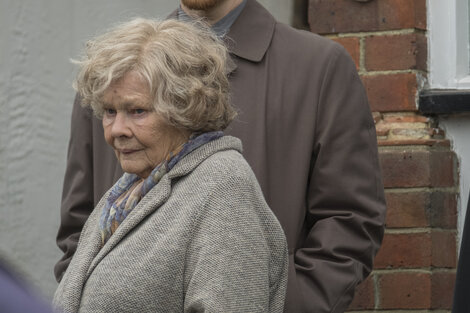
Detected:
left=131, top=108, right=146, bottom=115
left=104, top=108, right=116, bottom=116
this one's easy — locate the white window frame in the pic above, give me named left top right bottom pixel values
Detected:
left=428, top=0, right=470, bottom=89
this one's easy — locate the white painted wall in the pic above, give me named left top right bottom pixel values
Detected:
left=0, top=0, right=292, bottom=301
left=0, top=0, right=176, bottom=300
left=440, top=116, right=470, bottom=245
left=258, top=0, right=294, bottom=25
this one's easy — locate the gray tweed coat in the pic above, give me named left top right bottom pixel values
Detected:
left=53, top=136, right=288, bottom=313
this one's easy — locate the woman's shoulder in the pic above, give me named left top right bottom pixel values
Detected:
left=169, top=136, right=273, bottom=222
left=193, top=146, right=256, bottom=187
left=187, top=148, right=269, bottom=218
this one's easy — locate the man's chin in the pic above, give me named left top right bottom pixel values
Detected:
left=181, top=0, right=219, bottom=11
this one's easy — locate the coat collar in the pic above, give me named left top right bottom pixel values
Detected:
left=169, top=0, right=276, bottom=63
left=83, top=136, right=242, bottom=281
left=224, top=0, right=276, bottom=62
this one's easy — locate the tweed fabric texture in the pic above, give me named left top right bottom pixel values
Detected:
left=100, top=131, right=223, bottom=244
left=53, top=136, right=288, bottom=312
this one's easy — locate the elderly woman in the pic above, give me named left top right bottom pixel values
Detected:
left=53, top=18, right=288, bottom=312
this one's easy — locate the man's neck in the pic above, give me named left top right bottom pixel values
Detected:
left=180, top=0, right=243, bottom=25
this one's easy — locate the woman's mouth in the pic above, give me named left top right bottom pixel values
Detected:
left=120, top=149, right=140, bottom=155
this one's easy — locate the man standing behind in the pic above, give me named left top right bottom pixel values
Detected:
left=55, top=1, right=386, bottom=312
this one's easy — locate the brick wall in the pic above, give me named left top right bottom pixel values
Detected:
left=308, top=0, right=458, bottom=311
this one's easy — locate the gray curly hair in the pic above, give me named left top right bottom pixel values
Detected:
left=73, top=18, right=236, bottom=132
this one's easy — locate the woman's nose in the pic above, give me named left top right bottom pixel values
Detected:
left=110, top=112, right=132, bottom=138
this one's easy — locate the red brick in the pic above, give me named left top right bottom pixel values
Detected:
left=430, top=126, right=446, bottom=138
left=385, top=192, right=428, bottom=228
left=309, top=0, right=426, bottom=34
left=331, top=37, right=360, bottom=69
left=378, top=139, right=451, bottom=147
left=431, top=271, right=456, bottom=309
left=375, top=233, right=431, bottom=269
left=347, top=275, right=375, bottom=310
left=379, top=149, right=455, bottom=188
left=429, top=151, right=456, bottom=187
left=432, top=231, right=457, bottom=268
left=372, top=112, right=382, bottom=124
left=429, top=192, right=458, bottom=228
left=376, top=129, right=389, bottom=137
left=382, top=114, right=430, bottom=123
left=365, top=33, right=427, bottom=71
left=388, top=127, right=433, bottom=138
left=378, top=272, right=431, bottom=309
left=361, top=73, right=417, bottom=112
left=385, top=191, right=457, bottom=228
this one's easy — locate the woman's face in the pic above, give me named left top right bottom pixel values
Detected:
left=102, top=71, right=188, bottom=178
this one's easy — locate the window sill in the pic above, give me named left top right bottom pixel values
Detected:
left=419, top=90, right=470, bottom=115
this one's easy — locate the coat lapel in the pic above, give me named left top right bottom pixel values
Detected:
left=85, top=176, right=172, bottom=279
left=225, top=0, right=275, bottom=62
left=167, top=1, right=275, bottom=73
left=56, top=177, right=172, bottom=312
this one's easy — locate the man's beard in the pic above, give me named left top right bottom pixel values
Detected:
left=181, top=0, right=220, bottom=10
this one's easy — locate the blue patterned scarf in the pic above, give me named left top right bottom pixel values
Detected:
left=99, top=131, right=223, bottom=245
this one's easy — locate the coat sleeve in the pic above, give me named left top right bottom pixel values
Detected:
left=54, top=94, right=95, bottom=282
left=294, top=45, right=386, bottom=312
left=183, top=174, right=289, bottom=313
